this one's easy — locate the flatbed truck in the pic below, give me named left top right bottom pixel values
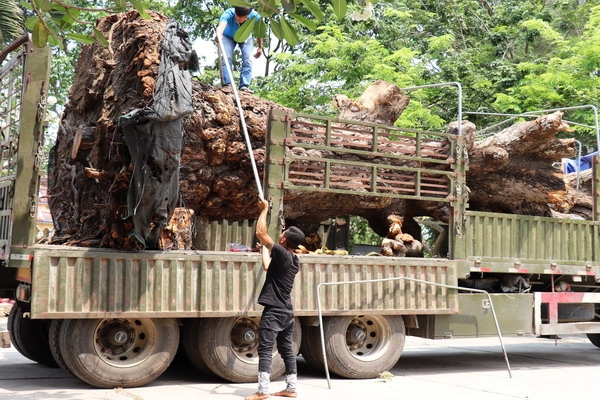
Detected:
left=1, top=35, right=599, bottom=388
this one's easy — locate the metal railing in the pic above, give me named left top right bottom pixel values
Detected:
left=316, top=276, right=512, bottom=389
left=270, top=111, right=458, bottom=202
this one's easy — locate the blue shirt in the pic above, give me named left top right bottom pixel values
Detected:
left=219, top=8, right=261, bottom=40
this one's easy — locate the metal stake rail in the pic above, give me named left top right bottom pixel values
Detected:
left=316, top=277, right=513, bottom=389
left=215, top=35, right=264, bottom=200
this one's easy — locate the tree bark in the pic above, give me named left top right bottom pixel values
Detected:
left=464, top=112, right=576, bottom=216
left=48, top=10, right=586, bottom=250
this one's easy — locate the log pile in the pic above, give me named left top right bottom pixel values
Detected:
left=48, top=10, right=588, bottom=251
left=380, top=215, right=423, bottom=257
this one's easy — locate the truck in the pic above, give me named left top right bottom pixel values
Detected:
left=1, top=35, right=599, bottom=389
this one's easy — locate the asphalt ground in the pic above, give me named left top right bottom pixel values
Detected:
left=1, top=319, right=599, bottom=400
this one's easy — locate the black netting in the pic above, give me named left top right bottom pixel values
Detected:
left=118, top=20, right=195, bottom=249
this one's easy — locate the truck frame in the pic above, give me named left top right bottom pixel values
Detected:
left=1, top=36, right=599, bottom=388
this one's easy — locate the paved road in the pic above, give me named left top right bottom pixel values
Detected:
left=1, top=331, right=599, bottom=400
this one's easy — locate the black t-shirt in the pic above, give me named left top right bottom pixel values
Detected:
left=257, top=243, right=300, bottom=310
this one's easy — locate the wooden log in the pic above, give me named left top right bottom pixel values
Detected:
left=47, top=10, right=590, bottom=251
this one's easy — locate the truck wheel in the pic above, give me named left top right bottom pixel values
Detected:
left=8, top=303, right=57, bottom=367
left=198, top=316, right=301, bottom=383
left=48, top=319, right=69, bottom=371
left=59, top=317, right=179, bottom=388
left=7, top=305, right=27, bottom=358
left=300, top=324, right=325, bottom=370
left=587, top=333, right=600, bottom=348
left=322, top=315, right=405, bottom=379
left=181, top=319, right=214, bottom=376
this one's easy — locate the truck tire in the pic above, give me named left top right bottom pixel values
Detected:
left=322, top=315, right=405, bottom=379
left=59, top=317, right=179, bottom=388
left=181, top=319, right=214, bottom=376
left=48, top=319, right=69, bottom=371
left=8, top=303, right=57, bottom=367
left=7, top=305, right=27, bottom=359
left=300, top=325, right=325, bottom=371
left=586, top=333, right=600, bottom=348
left=198, top=316, right=301, bottom=383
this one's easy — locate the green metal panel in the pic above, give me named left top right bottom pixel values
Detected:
left=0, top=40, right=50, bottom=267
left=430, top=293, right=534, bottom=338
left=293, top=255, right=459, bottom=316
left=30, top=247, right=262, bottom=318
left=458, top=211, right=598, bottom=272
left=30, top=245, right=458, bottom=318
left=194, top=218, right=257, bottom=251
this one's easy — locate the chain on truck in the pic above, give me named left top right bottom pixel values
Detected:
left=0, top=35, right=599, bottom=389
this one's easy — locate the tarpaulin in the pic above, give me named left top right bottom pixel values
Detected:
left=563, top=151, right=599, bottom=174
left=118, top=20, right=195, bottom=249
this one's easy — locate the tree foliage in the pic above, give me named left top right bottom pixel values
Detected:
left=20, top=0, right=152, bottom=48
left=0, top=0, right=24, bottom=47
left=10, top=0, right=600, bottom=147
left=246, top=0, right=600, bottom=148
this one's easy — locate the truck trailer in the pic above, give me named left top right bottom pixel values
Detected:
left=1, top=35, right=599, bottom=389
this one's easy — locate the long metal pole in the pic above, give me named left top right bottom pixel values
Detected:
left=215, top=35, right=264, bottom=200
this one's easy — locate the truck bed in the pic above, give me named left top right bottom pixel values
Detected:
left=30, top=245, right=458, bottom=319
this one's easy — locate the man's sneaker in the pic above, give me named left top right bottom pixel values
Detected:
left=244, top=393, right=270, bottom=400
left=239, top=86, right=254, bottom=93
left=271, top=390, right=297, bottom=398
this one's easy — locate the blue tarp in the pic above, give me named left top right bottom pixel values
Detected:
left=563, top=151, right=599, bottom=174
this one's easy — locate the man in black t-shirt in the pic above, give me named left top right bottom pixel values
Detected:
left=245, top=199, right=305, bottom=400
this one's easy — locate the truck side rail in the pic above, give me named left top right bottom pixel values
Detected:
left=457, top=210, right=599, bottom=274
left=0, top=36, right=51, bottom=267
left=30, top=245, right=459, bottom=319
left=267, top=110, right=459, bottom=202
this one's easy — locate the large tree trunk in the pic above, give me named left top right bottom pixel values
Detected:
left=464, top=112, right=577, bottom=216
left=48, top=10, right=585, bottom=250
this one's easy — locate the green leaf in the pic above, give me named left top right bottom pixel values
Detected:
left=51, top=8, right=78, bottom=31
left=34, top=0, right=54, bottom=12
left=32, top=21, right=48, bottom=47
left=227, top=0, right=252, bottom=6
left=25, top=16, right=39, bottom=30
left=281, top=0, right=296, bottom=13
left=298, top=0, right=324, bottom=22
left=270, top=19, right=283, bottom=41
left=290, top=13, right=317, bottom=31
left=254, top=18, right=267, bottom=39
left=233, top=17, right=256, bottom=42
left=20, top=0, right=33, bottom=11
left=130, top=0, right=150, bottom=19
left=66, top=33, right=96, bottom=45
left=332, top=0, right=347, bottom=19
left=46, top=34, right=63, bottom=48
left=280, top=17, right=299, bottom=46
left=94, top=28, right=109, bottom=47
left=113, top=0, right=127, bottom=10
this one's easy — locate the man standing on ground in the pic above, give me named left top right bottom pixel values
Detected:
left=246, top=199, right=305, bottom=400
left=215, top=6, right=263, bottom=93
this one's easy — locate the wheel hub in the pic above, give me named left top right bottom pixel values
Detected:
left=113, top=330, right=129, bottom=345
left=345, top=316, right=391, bottom=360
left=347, top=325, right=367, bottom=345
left=242, top=329, right=256, bottom=343
left=93, top=318, right=156, bottom=366
left=229, top=317, right=260, bottom=360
